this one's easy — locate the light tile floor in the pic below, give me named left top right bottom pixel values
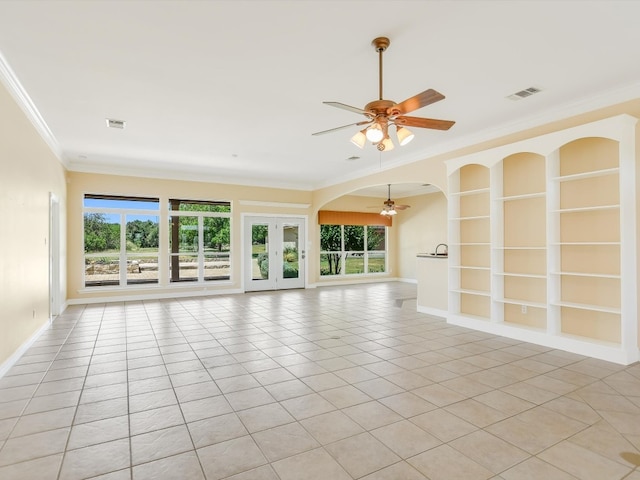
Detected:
left=0, top=282, right=639, bottom=479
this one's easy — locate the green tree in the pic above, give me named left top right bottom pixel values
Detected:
left=126, top=219, right=159, bottom=249
left=84, top=213, right=119, bottom=253
left=367, top=226, right=385, bottom=250
left=204, top=217, right=230, bottom=252
left=320, top=224, right=342, bottom=275
left=251, top=224, right=268, bottom=245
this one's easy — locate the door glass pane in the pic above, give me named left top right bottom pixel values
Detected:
left=282, top=224, right=299, bottom=279
left=252, top=224, right=269, bottom=281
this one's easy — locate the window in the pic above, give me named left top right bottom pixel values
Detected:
left=320, top=224, right=387, bottom=276
left=169, top=199, right=231, bottom=282
left=84, top=195, right=160, bottom=287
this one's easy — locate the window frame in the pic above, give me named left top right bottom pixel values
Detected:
left=168, top=199, right=232, bottom=283
left=83, top=195, right=160, bottom=288
left=319, top=223, right=388, bottom=276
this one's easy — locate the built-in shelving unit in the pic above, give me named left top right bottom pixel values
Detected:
left=550, top=137, right=623, bottom=345
left=449, top=164, right=491, bottom=320
left=446, top=114, right=638, bottom=365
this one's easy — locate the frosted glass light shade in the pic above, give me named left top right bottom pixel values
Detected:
left=366, top=123, right=384, bottom=143
left=396, top=126, right=415, bottom=146
left=381, top=137, right=394, bottom=151
left=350, top=129, right=367, bottom=149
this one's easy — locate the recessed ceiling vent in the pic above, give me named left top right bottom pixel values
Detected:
left=106, top=118, right=126, bottom=129
left=507, top=86, right=542, bottom=101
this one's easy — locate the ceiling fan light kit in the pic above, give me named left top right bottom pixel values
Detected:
left=379, top=184, right=409, bottom=216
left=313, top=36, right=455, bottom=151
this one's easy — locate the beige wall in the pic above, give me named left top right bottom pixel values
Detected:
left=395, top=191, right=448, bottom=280
left=0, top=82, right=67, bottom=366
left=67, top=172, right=313, bottom=300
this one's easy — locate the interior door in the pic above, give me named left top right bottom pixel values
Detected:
left=244, top=216, right=305, bottom=291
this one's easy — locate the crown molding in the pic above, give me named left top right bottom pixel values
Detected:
left=0, top=50, right=65, bottom=165
left=238, top=200, right=310, bottom=209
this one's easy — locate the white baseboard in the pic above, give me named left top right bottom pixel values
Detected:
left=396, top=277, right=417, bottom=284
left=0, top=320, right=52, bottom=379
left=417, top=305, right=447, bottom=318
left=447, top=313, right=640, bottom=366
left=67, top=288, right=244, bottom=305
left=309, top=277, right=400, bottom=288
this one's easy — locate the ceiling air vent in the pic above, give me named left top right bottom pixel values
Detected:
left=507, top=86, right=542, bottom=101
left=106, top=118, right=126, bottom=129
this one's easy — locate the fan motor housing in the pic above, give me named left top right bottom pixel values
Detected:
left=365, top=99, right=395, bottom=116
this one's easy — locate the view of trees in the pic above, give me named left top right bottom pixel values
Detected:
left=84, top=213, right=121, bottom=253
left=84, top=213, right=160, bottom=253
left=171, top=216, right=231, bottom=253
left=171, top=202, right=231, bottom=253
left=320, top=224, right=385, bottom=275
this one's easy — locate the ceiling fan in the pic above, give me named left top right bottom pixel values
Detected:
left=372, top=184, right=411, bottom=216
left=312, top=36, right=455, bottom=151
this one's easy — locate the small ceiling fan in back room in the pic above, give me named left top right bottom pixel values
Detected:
left=313, top=36, right=455, bottom=151
left=369, top=184, right=411, bottom=216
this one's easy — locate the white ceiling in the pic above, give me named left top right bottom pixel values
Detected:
left=1, top=1, right=640, bottom=191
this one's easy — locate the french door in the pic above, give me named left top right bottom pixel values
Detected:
left=244, top=216, right=305, bottom=291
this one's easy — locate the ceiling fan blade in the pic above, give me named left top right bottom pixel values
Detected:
left=312, top=120, right=371, bottom=136
left=395, top=204, right=411, bottom=210
left=323, top=101, right=372, bottom=116
left=390, top=89, right=445, bottom=115
left=395, top=116, right=455, bottom=130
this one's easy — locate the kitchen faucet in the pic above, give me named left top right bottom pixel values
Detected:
left=435, top=243, right=448, bottom=255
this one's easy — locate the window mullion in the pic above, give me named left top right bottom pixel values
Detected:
left=340, top=225, right=345, bottom=276
left=198, top=216, right=205, bottom=282
left=364, top=227, right=369, bottom=274
left=120, top=212, right=127, bottom=286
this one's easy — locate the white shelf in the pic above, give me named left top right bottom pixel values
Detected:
left=451, top=242, right=491, bottom=246
left=496, top=298, right=547, bottom=309
left=496, top=192, right=546, bottom=201
left=450, top=265, right=490, bottom=271
left=553, top=204, right=620, bottom=214
left=450, top=187, right=490, bottom=197
left=551, top=242, right=620, bottom=246
left=493, top=246, right=546, bottom=250
left=452, top=288, right=491, bottom=297
left=552, top=167, right=619, bottom=182
left=552, top=301, right=621, bottom=315
left=551, top=271, right=620, bottom=279
left=450, top=215, right=490, bottom=221
left=494, top=272, right=546, bottom=279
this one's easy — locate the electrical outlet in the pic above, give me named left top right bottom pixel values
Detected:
left=32, top=309, right=36, bottom=319
left=521, top=305, right=527, bottom=314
